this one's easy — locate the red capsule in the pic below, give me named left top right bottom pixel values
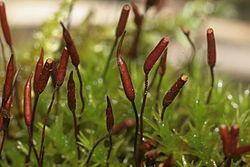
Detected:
left=3, top=95, right=12, bottom=112
left=51, top=60, right=58, bottom=88
left=56, top=47, right=69, bottom=86
left=162, top=75, right=188, bottom=108
left=230, top=125, right=239, bottom=154
left=67, top=71, right=76, bottom=112
left=233, top=145, right=250, bottom=156
left=34, top=48, right=44, bottom=94
left=145, top=0, right=160, bottom=11
left=0, top=1, right=12, bottom=48
left=24, top=74, right=32, bottom=127
left=116, top=4, right=130, bottom=38
left=61, top=22, right=80, bottom=67
left=219, top=125, right=230, bottom=156
left=162, top=154, right=173, bottom=167
left=144, top=37, right=169, bottom=74
left=207, top=28, right=216, bottom=68
left=106, top=96, right=114, bottom=132
left=1, top=96, right=12, bottom=131
left=2, top=54, right=14, bottom=105
left=117, top=55, right=135, bottom=102
left=36, top=58, right=53, bottom=94
left=130, top=1, right=143, bottom=28
left=111, top=118, right=135, bottom=135
left=159, top=48, right=168, bottom=76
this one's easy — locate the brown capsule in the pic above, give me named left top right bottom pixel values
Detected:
left=2, top=54, right=14, bottom=105
left=67, top=71, right=76, bottom=112
left=24, top=74, right=32, bottom=127
left=111, top=118, right=135, bottom=135
left=144, top=37, right=169, bottom=74
left=116, top=4, right=130, bottom=38
left=51, top=60, right=58, bottom=88
left=159, top=48, right=168, bottom=76
left=219, top=125, right=230, bottom=157
left=0, top=1, right=12, bottom=48
left=106, top=96, right=114, bottom=132
left=207, top=28, right=216, bottom=68
left=61, top=22, right=80, bottom=67
left=36, top=58, right=53, bottom=94
left=230, top=125, right=239, bottom=154
left=34, top=48, right=44, bottom=93
left=117, top=55, right=135, bottom=102
left=162, top=74, right=187, bottom=106
left=130, top=0, right=143, bottom=28
left=56, top=47, right=69, bottom=86
left=162, top=75, right=188, bottom=108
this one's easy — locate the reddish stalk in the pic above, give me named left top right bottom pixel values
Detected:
left=148, top=63, right=160, bottom=90
left=0, top=130, right=6, bottom=155
left=102, top=4, right=130, bottom=78
left=67, top=71, right=80, bottom=160
left=181, top=27, right=196, bottom=65
left=38, top=87, right=58, bottom=167
left=161, top=75, right=188, bottom=121
left=140, top=37, right=169, bottom=142
left=206, top=28, right=216, bottom=104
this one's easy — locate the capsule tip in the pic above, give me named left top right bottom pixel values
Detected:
left=181, top=75, right=188, bottom=81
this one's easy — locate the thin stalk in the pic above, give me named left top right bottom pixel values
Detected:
left=140, top=74, right=149, bottom=142
left=0, top=130, right=6, bottom=155
left=186, top=35, right=196, bottom=64
left=131, top=101, right=139, bottom=161
left=186, top=35, right=196, bottom=74
left=206, top=67, right=214, bottom=104
left=106, top=133, right=112, bottom=167
left=155, top=75, right=163, bottom=112
left=26, top=95, right=39, bottom=164
left=38, top=87, right=58, bottom=166
left=0, top=37, right=6, bottom=71
left=148, top=63, right=160, bottom=90
left=71, top=109, right=80, bottom=160
left=86, top=134, right=109, bottom=167
left=25, top=127, right=39, bottom=165
left=55, top=91, right=60, bottom=113
left=102, top=38, right=118, bottom=79
left=75, top=66, right=85, bottom=116
left=161, top=106, right=167, bottom=121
